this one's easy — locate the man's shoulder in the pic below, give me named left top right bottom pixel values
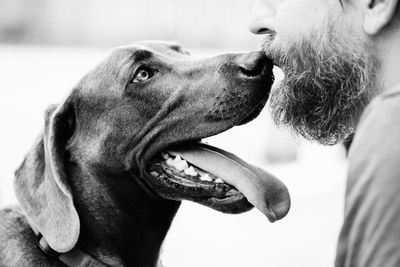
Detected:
left=337, top=90, right=400, bottom=267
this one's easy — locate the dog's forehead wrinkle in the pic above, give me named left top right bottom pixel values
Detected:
left=168, top=43, right=190, bottom=55
left=131, top=43, right=193, bottom=62
left=116, top=45, right=190, bottom=75
left=130, top=50, right=153, bottom=63
left=116, top=44, right=157, bottom=61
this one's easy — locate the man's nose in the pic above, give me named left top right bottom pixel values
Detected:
left=248, top=0, right=277, bottom=35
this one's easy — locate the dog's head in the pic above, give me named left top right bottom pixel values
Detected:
left=14, top=41, right=290, bottom=253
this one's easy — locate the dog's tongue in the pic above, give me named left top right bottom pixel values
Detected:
left=167, top=143, right=290, bottom=222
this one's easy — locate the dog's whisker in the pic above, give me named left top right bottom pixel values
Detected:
left=219, top=108, right=225, bottom=121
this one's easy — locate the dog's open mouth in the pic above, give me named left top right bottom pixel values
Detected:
left=146, top=142, right=291, bottom=222
left=151, top=149, right=238, bottom=198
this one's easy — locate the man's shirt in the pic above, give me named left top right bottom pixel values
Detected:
left=336, top=84, right=400, bottom=267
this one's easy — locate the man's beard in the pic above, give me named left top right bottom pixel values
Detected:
left=263, top=22, right=378, bottom=145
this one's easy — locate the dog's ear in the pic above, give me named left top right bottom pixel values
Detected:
left=14, top=96, right=80, bottom=253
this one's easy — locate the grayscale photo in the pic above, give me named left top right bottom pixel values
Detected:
left=0, top=0, right=398, bottom=266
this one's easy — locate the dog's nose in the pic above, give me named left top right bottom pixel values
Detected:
left=237, top=51, right=269, bottom=77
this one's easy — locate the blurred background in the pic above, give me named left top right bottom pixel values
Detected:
left=0, top=1, right=347, bottom=266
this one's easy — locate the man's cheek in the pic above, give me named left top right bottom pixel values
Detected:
left=275, top=0, right=328, bottom=44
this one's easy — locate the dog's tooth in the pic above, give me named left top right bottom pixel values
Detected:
left=184, top=166, right=198, bottom=176
left=166, top=158, right=174, bottom=167
left=169, top=155, right=189, bottom=171
left=215, top=178, right=224, bottom=183
left=161, top=152, right=169, bottom=160
left=150, top=171, right=160, bottom=177
left=175, top=161, right=189, bottom=172
left=200, top=174, right=213, bottom=182
left=165, top=154, right=189, bottom=171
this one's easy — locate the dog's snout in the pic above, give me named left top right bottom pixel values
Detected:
left=237, top=51, right=269, bottom=78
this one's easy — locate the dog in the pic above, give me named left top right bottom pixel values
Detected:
left=0, top=41, right=290, bottom=267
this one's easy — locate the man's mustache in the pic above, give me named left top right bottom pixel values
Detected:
left=261, top=31, right=279, bottom=66
left=261, top=31, right=276, bottom=46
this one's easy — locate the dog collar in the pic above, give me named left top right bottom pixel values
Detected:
left=30, top=225, right=109, bottom=267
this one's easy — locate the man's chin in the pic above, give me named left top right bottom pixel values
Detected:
left=264, top=26, right=376, bottom=145
left=269, top=86, right=357, bottom=145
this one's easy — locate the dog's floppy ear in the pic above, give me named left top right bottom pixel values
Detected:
left=14, top=96, right=80, bottom=253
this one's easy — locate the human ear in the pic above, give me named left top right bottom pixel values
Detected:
left=363, top=0, right=399, bottom=35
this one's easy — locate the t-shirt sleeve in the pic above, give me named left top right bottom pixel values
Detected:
left=335, top=94, right=400, bottom=267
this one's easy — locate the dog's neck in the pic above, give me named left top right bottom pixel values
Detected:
left=66, top=162, right=181, bottom=267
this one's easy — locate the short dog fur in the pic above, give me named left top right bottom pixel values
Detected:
left=0, top=42, right=274, bottom=266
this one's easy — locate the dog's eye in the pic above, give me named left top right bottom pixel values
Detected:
left=132, top=66, right=154, bottom=83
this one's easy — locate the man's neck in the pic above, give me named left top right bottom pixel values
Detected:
left=67, top=163, right=181, bottom=266
left=375, top=30, right=400, bottom=92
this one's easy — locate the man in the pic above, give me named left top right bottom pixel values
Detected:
left=248, top=0, right=400, bottom=266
